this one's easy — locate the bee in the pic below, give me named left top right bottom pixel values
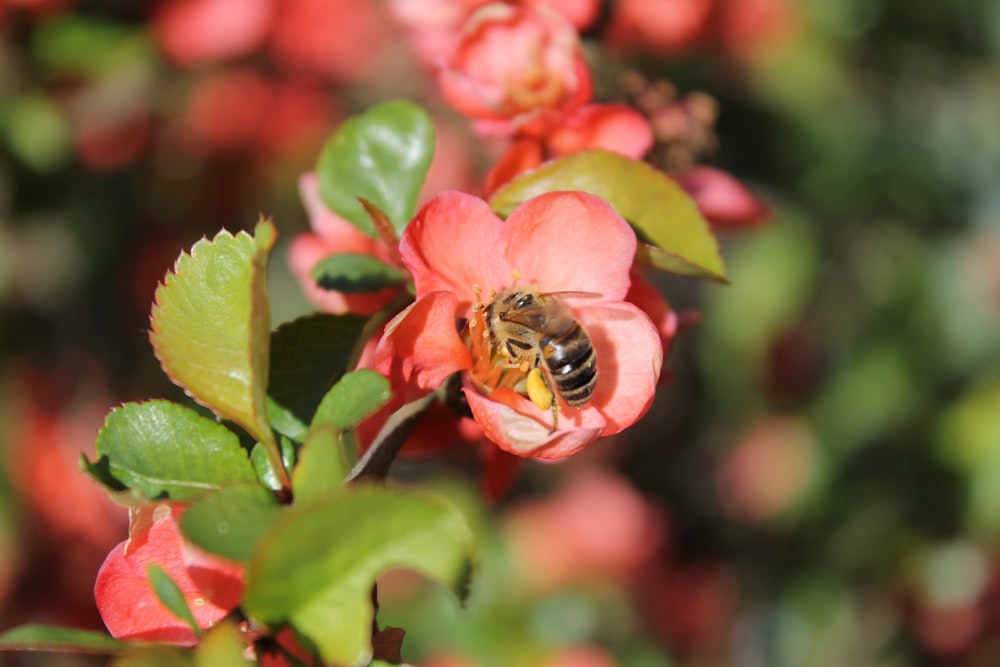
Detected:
left=485, top=287, right=598, bottom=409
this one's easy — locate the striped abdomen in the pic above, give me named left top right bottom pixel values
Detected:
left=540, top=322, right=597, bottom=406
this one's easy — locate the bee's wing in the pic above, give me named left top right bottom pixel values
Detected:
left=543, top=291, right=602, bottom=299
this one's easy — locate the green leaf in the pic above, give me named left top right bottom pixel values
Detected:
left=181, top=484, right=282, bottom=562
left=0, top=624, right=128, bottom=654
left=316, top=100, right=434, bottom=235
left=148, top=564, right=200, bottom=636
left=194, top=621, right=250, bottom=667
left=150, top=219, right=276, bottom=445
left=268, top=313, right=368, bottom=432
left=244, top=485, right=474, bottom=667
left=87, top=401, right=257, bottom=502
left=292, top=426, right=349, bottom=503
left=489, top=149, right=727, bottom=282
left=312, top=369, right=391, bottom=431
left=112, top=647, right=193, bottom=667
left=311, top=253, right=406, bottom=294
left=252, top=442, right=283, bottom=492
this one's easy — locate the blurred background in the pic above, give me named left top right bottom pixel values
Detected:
left=1, top=0, right=999, bottom=665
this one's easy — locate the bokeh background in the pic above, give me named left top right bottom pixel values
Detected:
left=1, top=0, right=1000, bottom=665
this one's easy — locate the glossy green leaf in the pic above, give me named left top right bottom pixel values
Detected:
left=87, top=401, right=256, bottom=502
left=150, top=219, right=276, bottom=445
left=292, top=426, right=349, bottom=503
left=489, top=150, right=727, bottom=282
left=312, top=369, right=392, bottom=431
left=311, top=253, right=406, bottom=293
left=148, top=564, right=200, bottom=635
left=180, top=484, right=282, bottom=562
left=316, top=100, right=434, bottom=235
left=268, top=313, right=368, bottom=433
left=251, top=442, right=283, bottom=493
left=0, top=624, right=128, bottom=654
left=244, top=485, right=474, bottom=667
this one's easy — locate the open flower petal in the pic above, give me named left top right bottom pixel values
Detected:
left=575, top=300, right=662, bottom=433
left=464, top=382, right=604, bottom=458
left=373, top=291, right=473, bottom=393
left=502, top=191, right=635, bottom=299
left=400, top=192, right=512, bottom=311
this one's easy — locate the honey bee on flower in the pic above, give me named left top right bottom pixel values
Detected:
left=370, top=190, right=663, bottom=459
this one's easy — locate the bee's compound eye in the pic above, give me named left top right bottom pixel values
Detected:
left=514, top=294, right=534, bottom=309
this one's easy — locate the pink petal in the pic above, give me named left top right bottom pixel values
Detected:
left=675, top=166, right=769, bottom=230
left=464, top=381, right=604, bottom=458
left=525, top=0, right=601, bottom=30
left=502, top=191, right=635, bottom=299
left=400, top=192, right=513, bottom=313
left=626, top=269, right=678, bottom=357
left=547, top=104, right=654, bottom=159
left=372, top=291, right=473, bottom=393
left=575, top=300, right=662, bottom=434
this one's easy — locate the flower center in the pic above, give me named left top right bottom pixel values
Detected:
left=464, top=280, right=555, bottom=412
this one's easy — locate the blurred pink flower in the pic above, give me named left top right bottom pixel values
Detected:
left=484, top=103, right=653, bottom=195
left=94, top=504, right=244, bottom=645
left=541, top=645, right=619, bottom=667
left=605, top=0, right=712, bottom=53
left=503, top=469, right=663, bottom=590
left=184, top=68, right=272, bottom=154
left=371, top=190, right=662, bottom=458
left=675, top=165, right=769, bottom=231
left=152, top=0, right=273, bottom=66
left=438, top=3, right=592, bottom=132
left=715, top=415, right=817, bottom=521
left=716, top=0, right=799, bottom=62
left=268, top=0, right=389, bottom=83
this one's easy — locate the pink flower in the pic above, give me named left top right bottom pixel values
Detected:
left=502, top=469, right=663, bottom=590
left=288, top=173, right=404, bottom=315
left=95, top=504, right=244, bottom=645
left=152, top=0, right=273, bottom=67
left=371, top=190, right=662, bottom=458
left=391, top=0, right=599, bottom=64
left=438, top=4, right=592, bottom=132
left=605, top=0, right=712, bottom=54
left=268, top=0, right=389, bottom=84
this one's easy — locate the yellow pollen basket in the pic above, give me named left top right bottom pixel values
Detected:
left=526, top=367, right=553, bottom=411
